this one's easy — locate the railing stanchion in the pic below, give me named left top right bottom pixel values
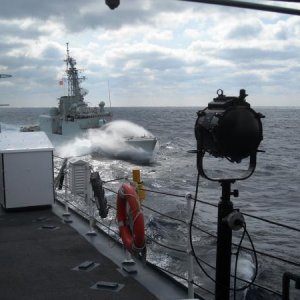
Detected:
left=121, top=249, right=137, bottom=274
left=62, top=170, right=72, bottom=223
left=86, top=167, right=96, bottom=236
left=186, top=192, right=195, bottom=299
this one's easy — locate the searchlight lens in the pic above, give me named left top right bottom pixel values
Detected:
left=195, top=89, right=264, bottom=163
left=105, top=0, right=120, bottom=9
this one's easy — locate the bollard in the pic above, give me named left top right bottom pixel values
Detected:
left=186, top=192, right=195, bottom=299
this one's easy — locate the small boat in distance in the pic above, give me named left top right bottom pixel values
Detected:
left=22, top=43, right=157, bottom=157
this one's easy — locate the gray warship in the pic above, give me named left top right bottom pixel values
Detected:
left=27, top=44, right=157, bottom=155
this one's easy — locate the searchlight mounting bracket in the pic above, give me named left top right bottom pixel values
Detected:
left=196, top=150, right=257, bottom=182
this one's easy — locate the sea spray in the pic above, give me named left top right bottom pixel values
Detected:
left=232, top=252, right=256, bottom=299
left=0, top=123, right=21, bottom=132
left=101, top=120, right=152, bottom=138
left=56, top=120, right=155, bottom=162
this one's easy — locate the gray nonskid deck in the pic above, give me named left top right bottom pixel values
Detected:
left=52, top=203, right=190, bottom=300
left=0, top=204, right=190, bottom=300
left=0, top=206, right=158, bottom=300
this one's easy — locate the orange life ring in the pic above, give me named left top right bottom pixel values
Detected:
left=116, top=183, right=145, bottom=253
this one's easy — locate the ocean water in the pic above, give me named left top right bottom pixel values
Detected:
left=0, top=106, right=299, bottom=300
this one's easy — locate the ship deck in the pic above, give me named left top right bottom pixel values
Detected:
left=0, top=203, right=189, bottom=300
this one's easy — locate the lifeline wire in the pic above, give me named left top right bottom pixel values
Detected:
left=143, top=194, right=300, bottom=267
left=189, top=173, right=217, bottom=282
left=103, top=178, right=300, bottom=234
left=57, top=193, right=269, bottom=295
left=143, top=186, right=300, bottom=233
left=56, top=182, right=282, bottom=297
left=56, top=194, right=214, bottom=296
left=140, top=193, right=281, bottom=295
left=59, top=169, right=299, bottom=268
left=101, top=183, right=300, bottom=267
left=55, top=155, right=262, bottom=228
left=58, top=193, right=269, bottom=297
left=55, top=167, right=291, bottom=296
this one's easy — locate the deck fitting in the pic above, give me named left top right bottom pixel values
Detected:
left=121, top=260, right=137, bottom=274
left=72, top=260, right=99, bottom=272
left=91, top=281, right=124, bottom=292
left=122, top=264, right=138, bottom=274
left=63, top=218, right=73, bottom=224
left=33, top=216, right=49, bottom=222
left=40, top=224, right=59, bottom=230
left=86, top=230, right=97, bottom=236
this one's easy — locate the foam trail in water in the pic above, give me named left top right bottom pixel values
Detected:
left=0, top=123, right=20, bottom=132
left=232, top=252, right=256, bottom=300
left=56, top=120, right=155, bottom=162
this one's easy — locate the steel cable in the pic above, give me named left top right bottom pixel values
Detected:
left=242, top=212, right=300, bottom=233
left=141, top=197, right=300, bottom=268
left=56, top=196, right=282, bottom=297
left=103, top=186, right=118, bottom=194
left=140, top=186, right=300, bottom=233
left=56, top=174, right=296, bottom=297
left=59, top=171, right=300, bottom=234
left=142, top=188, right=186, bottom=199
left=58, top=195, right=214, bottom=296
left=59, top=183, right=300, bottom=267
left=146, top=235, right=186, bottom=254
left=141, top=203, right=186, bottom=224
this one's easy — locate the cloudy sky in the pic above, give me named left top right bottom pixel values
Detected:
left=1, top=0, right=300, bottom=107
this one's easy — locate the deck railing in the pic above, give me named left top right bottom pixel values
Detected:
left=53, top=155, right=300, bottom=300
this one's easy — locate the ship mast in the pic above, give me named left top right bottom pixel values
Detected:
left=65, top=43, right=85, bottom=102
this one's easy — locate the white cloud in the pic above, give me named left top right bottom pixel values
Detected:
left=0, top=0, right=300, bottom=107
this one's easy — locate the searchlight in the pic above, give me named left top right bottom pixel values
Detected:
left=193, top=89, right=264, bottom=300
left=194, top=89, right=264, bottom=181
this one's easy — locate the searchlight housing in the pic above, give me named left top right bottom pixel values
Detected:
left=105, top=0, right=120, bottom=9
left=195, top=89, right=263, bottom=164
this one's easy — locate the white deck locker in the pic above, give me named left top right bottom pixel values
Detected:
left=0, top=132, right=54, bottom=209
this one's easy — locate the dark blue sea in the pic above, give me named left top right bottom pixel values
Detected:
left=0, top=106, right=299, bottom=300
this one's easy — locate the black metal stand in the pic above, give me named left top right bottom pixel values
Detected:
left=215, top=180, right=235, bottom=300
left=195, top=151, right=257, bottom=300
left=282, top=272, right=300, bottom=300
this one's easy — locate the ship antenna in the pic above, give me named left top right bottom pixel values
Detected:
left=66, top=42, right=70, bottom=60
left=65, top=42, right=70, bottom=96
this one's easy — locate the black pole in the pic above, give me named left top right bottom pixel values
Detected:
left=179, top=0, right=300, bottom=16
left=215, top=180, right=234, bottom=300
left=282, top=272, right=300, bottom=300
